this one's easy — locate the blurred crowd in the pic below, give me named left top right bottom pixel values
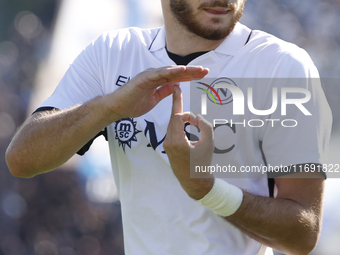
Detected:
left=0, top=0, right=339, bottom=254
left=1, top=170, right=124, bottom=255
left=0, top=1, right=125, bottom=254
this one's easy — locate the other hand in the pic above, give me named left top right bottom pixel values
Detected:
left=163, top=85, right=214, bottom=200
left=106, top=65, right=209, bottom=119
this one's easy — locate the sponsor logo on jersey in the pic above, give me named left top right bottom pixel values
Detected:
left=144, top=120, right=166, bottom=154
left=114, top=117, right=236, bottom=155
left=115, top=75, right=131, bottom=86
left=114, top=118, right=141, bottom=152
left=143, top=120, right=236, bottom=155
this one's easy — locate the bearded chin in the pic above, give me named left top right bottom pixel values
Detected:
left=190, top=13, right=242, bottom=41
left=170, top=0, right=244, bottom=41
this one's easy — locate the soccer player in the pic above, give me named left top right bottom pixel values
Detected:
left=6, top=0, right=332, bottom=254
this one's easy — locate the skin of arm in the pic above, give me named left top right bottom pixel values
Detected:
left=227, top=176, right=324, bottom=255
left=5, top=65, right=209, bottom=178
left=163, top=86, right=324, bottom=255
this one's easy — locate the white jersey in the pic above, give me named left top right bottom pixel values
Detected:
left=39, top=23, right=332, bottom=255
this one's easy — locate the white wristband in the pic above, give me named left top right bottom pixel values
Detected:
left=198, top=178, right=243, bottom=217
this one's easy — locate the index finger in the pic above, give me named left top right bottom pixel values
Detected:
left=172, top=85, right=183, bottom=115
left=147, top=66, right=209, bottom=86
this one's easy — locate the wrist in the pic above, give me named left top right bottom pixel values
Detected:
left=197, top=178, right=243, bottom=217
left=99, top=94, right=125, bottom=123
left=184, top=178, right=215, bottom=200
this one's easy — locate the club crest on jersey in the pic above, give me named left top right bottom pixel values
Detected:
left=197, top=77, right=237, bottom=105
left=115, top=118, right=141, bottom=152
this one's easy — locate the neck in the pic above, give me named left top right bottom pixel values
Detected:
left=165, top=25, right=224, bottom=56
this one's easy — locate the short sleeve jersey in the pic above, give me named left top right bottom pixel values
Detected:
left=38, top=23, right=332, bottom=255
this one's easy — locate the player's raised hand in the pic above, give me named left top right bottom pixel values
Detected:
left=104, top=65, right=209, bottom=119
left=163, top=85, right=215, bottom=200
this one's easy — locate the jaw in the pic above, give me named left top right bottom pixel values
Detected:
left=161, top=0, right=244, bottom=55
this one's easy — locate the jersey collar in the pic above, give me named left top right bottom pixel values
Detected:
left=214, top=23, right=252, bottom=56
left=148, top=22, right=252, bottom=56
left=148, top=27, right=166, bottom=53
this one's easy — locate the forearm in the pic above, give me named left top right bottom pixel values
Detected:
left=164, top=82, right=324, bottom=254
left=6, top=95, right=119, bottom=177
left=226, top=191, right=321, bottom=255
left=6, top=66, right=209, bottom=178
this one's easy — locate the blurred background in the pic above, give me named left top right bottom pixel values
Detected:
left=0, top=0, right=339, bottom=254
